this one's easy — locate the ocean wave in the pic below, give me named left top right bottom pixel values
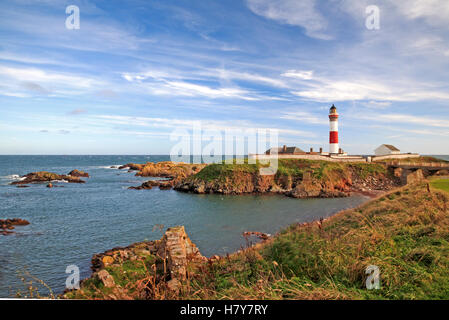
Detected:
left=0, top=174, right=25, bottom=181
left=50, top=179, right=69, bottom=183
left=87, top=165, right=122, bottom=170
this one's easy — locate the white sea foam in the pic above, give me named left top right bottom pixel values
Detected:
left=51, top=179, right=69, bottom=183
left=88, top=165, right=122, bottom=170
left=1, top=174, right=25, bottom=181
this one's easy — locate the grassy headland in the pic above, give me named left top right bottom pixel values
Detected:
left=175, top=159, right=397, bottom=198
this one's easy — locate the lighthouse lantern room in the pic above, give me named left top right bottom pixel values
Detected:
left=329, top=104, right=339, bottom=154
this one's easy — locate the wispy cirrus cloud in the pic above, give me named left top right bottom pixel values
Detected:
left=246, top=0, right=331, bottom=40
left=281, top=70, right=314, bottom=80
left=0, top=66, right=104, bottom=97
left=280, top=110, right=327, bottom=125
left=352, top=113, right=449, bottom=128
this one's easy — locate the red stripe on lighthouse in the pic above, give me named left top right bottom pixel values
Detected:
left=329, top=131, right=338, bottom=144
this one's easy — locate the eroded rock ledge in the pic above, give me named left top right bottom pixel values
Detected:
left=0, top=218, right=30, bottom=235
left=64, top=226, right=206, bottom=299
left=124, top=162, right=207, bottom=190
left=11, top=171, right=87, bottom=185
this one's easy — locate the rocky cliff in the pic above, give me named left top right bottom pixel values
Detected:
left=175, top=159, right=399, bottom=198
left=126, top=161, right=207, bottom=190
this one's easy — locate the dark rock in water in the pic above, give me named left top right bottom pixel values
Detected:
left=129, top=180, right=173, bottom=190
left=0, top=219, right=30, bottom=235
left=10, top=171, right=85, bottom=185
left=159, top=183, right=172, bottom=190
left=119, top=163, right=144, bottom=171
left=128, top=181, right=154, bottom=190
left=16, top=185, right=30, bottom=188
left=68, top=169, right=89, bottom=178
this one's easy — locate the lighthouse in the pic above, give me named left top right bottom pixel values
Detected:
left=329, top=104, right=339, bottom=154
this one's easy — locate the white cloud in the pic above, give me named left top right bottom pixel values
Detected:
left=353, top=113, right=449, bottom=128
left=151, top=81, right=257, bottom=100
left=360, top=101, right=392, bottom=109
left=0, top=66, right=96, bottom=88
left=280, top=110, right=327, bottom=125
left=92, top=114, right=316, bottom=137
left=394, top=0, right=449, bottom=26
left=213, top=69, right=287, bottom=87
left=290, top=77, right=449, bottom=103
left=0, top=66, right=105, bottom=98
left=246, top=0, right=331, bottom=39
left=281, top=70, right=314, bottom=80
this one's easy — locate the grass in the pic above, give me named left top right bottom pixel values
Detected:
left=192, top=159, right=387, bottom=182
left=430, top=178, right=449, bottom=194
left=387, top=156, right=449, bottom=164
left=181, top=181, right=449, bottom=300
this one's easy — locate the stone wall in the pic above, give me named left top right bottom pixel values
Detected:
left=249, top=154, right=367, bottom=163
left=372, top=154, right=420, bottom=162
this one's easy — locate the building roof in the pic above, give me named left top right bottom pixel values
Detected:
left=266, top=146, right=305, bottom=154
left=381, top=144, right=400, bottom=152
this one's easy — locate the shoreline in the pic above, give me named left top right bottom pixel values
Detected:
left=64, top=188, right=380, bottom=298
left=65, top=180, right=438, bottom=300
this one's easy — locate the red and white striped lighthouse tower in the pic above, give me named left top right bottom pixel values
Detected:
left=329, top=104, right=339, bottom=154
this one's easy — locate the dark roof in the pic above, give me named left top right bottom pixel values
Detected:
left=266, top=146, right=305, bottom=154
left=382, top=144, right=400, bottom=151
left=330, top=104, right=337, bottom=111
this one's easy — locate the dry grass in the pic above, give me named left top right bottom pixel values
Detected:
left=180, top=181, right=449, bottom=300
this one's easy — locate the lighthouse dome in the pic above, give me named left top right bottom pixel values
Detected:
left=329, top=104, right=337, bottom=114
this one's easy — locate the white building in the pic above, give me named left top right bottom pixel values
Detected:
left=374, top=144, right=401, bottom=156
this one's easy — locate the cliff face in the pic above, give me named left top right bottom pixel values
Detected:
left=175, top=160, right=399, bottom=198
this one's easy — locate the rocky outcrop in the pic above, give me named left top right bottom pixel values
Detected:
left=0, top=219, right=30, bottom=235
left=406, top=169, right=425, bottom=184
left=175, top=162, right=400, bottom=199
left=127, top=162, right=207, bottom=191
left=128, top=180, right=174, bottom=190
left=11, top=171, right=86, bottom=185
left=65, top=226, right=206, bottom=299
left=118, top=163, right=145, bottom=171
left=68, top=170, right=89, bottom=178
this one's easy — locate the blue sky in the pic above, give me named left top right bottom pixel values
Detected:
left=0, top=0, right=448, bottom=155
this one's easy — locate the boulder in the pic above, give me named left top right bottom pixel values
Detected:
left=96, top=270, right=116, bottom=288
left=102, top=255, right=114, bottom=267
left=68, top=170, right=89, bottom=178
left=0, top=219, right=30, bottom=234
left=406, top=169, right=424, bottom=185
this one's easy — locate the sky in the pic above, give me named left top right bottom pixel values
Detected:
left=0, top=0, right=448, bottom=155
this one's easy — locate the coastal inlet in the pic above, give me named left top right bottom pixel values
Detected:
left=0, top=155, right=374, bottom=297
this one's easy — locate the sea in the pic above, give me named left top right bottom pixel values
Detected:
left=0, top=155, right=447, bottom=297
